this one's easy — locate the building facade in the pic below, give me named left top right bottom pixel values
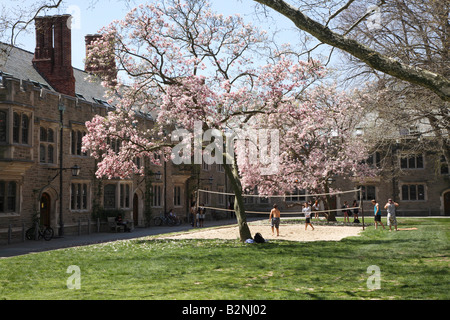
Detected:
left=0, top=15, right=232, bottom=243
left=336, top=147, right=450, bottom=217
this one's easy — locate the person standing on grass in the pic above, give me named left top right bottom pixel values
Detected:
left=199, top=204, right=205, bottom=228
left=342, top=201, right=350, bottom=223
left=303, top=202, right=314, bottom=230
left=371, top=199, right=385, bottom=230
left=352, top=200, right=360, bottom=222
left=384, top=198, right=399, bottom=231
left=313, top=199, right=320, bottom=220
left=195, top=205, right=201, bottom=227
left=269, top=204, right=281, bottom=236
left=190, top=203, right=196, bottom=227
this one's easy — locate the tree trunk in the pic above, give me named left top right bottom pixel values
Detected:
left=223, top=161, right=252, bottom=241
left=323, top=182, right=337, bottom=222
left=324, top=194, right=337, bottom=222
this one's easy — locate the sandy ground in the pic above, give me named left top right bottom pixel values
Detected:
left=157, top=223, right=363, bottom=242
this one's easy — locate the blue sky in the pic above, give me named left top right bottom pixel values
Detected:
left=6, top=0, right=309, bottom=70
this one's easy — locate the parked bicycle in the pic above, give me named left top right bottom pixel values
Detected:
left=170, top=215, right=182, bottom=226
left=153, top=213, right=181, bottom=226
left=26, top=224, right=54, bottom=241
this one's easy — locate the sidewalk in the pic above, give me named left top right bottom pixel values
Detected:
left=0, top=218, right=240, bottom=258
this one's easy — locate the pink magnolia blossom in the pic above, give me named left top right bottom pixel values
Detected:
left=237, top=84, right=376, bottom=196
left=84, top=0, right=374, bottom=186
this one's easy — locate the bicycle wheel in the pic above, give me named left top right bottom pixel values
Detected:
left=25, top=227, right=35, bottom=240
left=37, top=228, right=44, bottom=240
left=43, top=227, right=54, bottom=241
left=153, top=217, right=163, bottom=226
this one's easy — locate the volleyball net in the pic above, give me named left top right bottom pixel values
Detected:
left=196, top=188, right=363, bottom=216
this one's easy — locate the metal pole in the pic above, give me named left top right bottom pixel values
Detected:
left=8, top=224, right=12, bottom=244
left=196, top=189, right=200, bottom=209
left=196, top=189, right=200, bottom=227
left=163, top=161, right=167, bottom=215
left=360, top=188, right=365, bottom=230
left=59, top=106, right=64, bottom=237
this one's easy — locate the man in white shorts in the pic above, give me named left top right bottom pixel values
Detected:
left=384, top=198, right=399, bottom=231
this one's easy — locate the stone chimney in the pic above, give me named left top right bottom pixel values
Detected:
left=32, top=15, right=76, bottom=97
left=85, top=34, right=117, bottom=86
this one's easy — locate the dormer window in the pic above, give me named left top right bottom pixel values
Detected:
left=75, top=93, right=86, bottom=100
left=93, top=98, right=111, bottom=107
left=29, top=80, right=50, bottom=90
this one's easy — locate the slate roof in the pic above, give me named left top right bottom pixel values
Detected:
left=0, top=42, right=109, bottom=104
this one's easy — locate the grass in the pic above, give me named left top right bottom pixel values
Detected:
left=0, top=218, right=448, bottom=300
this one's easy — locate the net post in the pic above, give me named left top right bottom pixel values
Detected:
left=196, top=189, right=200, bottom=210
left=194, top=189, right=201, bottom=227
left=360, top=188, right=365, bottom=230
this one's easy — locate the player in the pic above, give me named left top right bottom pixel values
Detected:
left=303, top=202, right=314, bottom=230
left=269, top=204, right=281, bottom=236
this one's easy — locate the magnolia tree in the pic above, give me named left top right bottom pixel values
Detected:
left=238, top=84, right=375, bottom=220
left=82, top=0, right=373, bottom=240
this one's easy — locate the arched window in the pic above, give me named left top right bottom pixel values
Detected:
left=40, top=126, right=56, bottom=164
left=13, top=112, right=20, bottom=143
left=40, top=145, right=46, bottom=163
left=12, top=112, right=30, bottom=144
left=48, top=145, right=54, bottom=163
left=0, top=181, right=17, bottom=213
left=21, top=114, right=29, bottom=144
left=104, top=184, right=116, bottom=209
left=40, top=127, right=47, bottom=141
left=71, top=130, right=87, bottom=156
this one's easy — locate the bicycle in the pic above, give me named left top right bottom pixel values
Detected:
left=153, top=214, right=170, bottom=226
left=153, top=213, right=181, bottom=226
left=171, top=215, right=182, bottom=226
left=26, top=224, right=54, bottom=241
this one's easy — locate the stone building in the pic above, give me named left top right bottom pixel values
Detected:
left=336, top=146, right=450, bottom=217
left=0, top=15, right=230, bottom=243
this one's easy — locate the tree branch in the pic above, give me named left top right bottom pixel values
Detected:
left=10, top=0, right=64, bottom=46
left=253, top=0, right=450, bottom=102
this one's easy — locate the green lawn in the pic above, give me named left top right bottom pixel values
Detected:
left=0, top=218, right=448, bottom=300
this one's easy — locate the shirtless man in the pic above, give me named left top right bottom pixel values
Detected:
left=269, top=204, right=281, bottom=236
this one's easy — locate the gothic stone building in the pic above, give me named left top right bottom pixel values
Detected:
left=336, top=148, right=450, bottom=217
left=0, top=15, right=229, bottom=243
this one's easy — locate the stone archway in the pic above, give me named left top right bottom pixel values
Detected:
left=133, top=189, right=144, bottom=227
left=39, top=187, right=58, bottom=228
left=443, top=190, right=450, bottom=216
left=40, top=193, right=51, bottom=226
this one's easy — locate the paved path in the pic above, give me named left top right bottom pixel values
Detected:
left=0, top=219, right=240, bottom=258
